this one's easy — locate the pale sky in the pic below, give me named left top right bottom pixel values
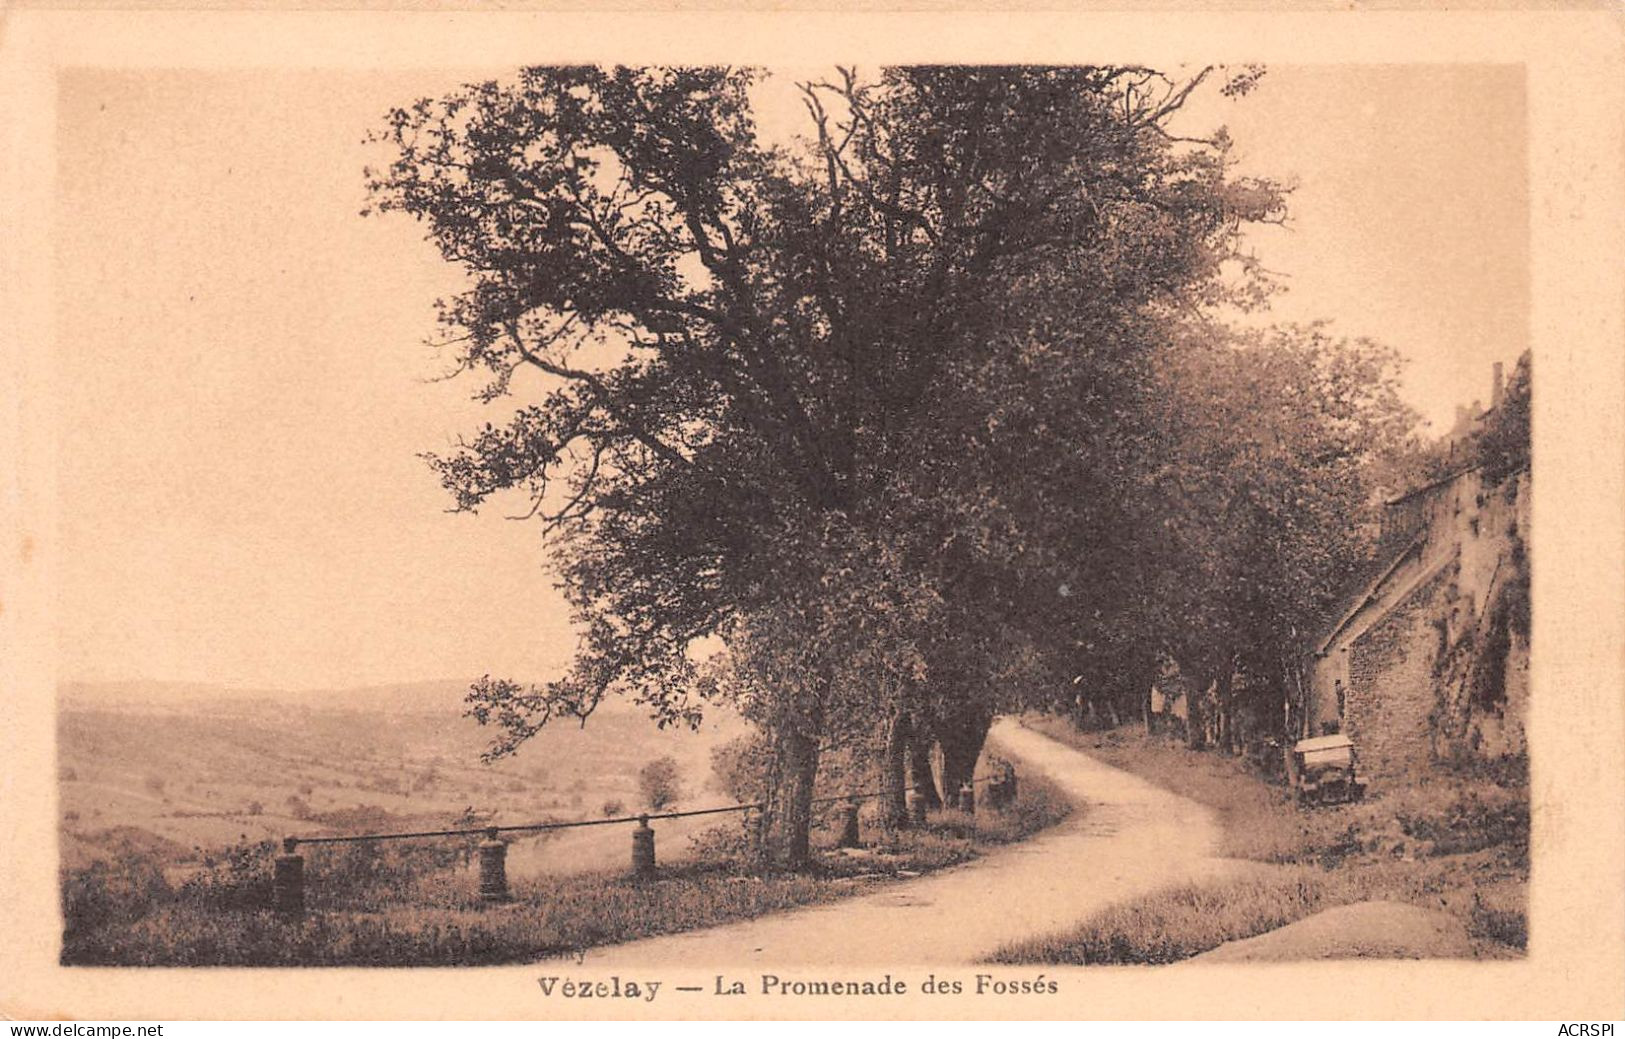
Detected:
left=54, top=65, right=1528, bottom=691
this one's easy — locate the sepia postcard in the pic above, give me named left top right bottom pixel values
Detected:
left=2, top=3, right=1622, bottom=1022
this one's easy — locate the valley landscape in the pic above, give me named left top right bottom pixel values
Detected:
left=55, top=681, right=1072, bottom=967
left=57, top=680, right=749, bottom=880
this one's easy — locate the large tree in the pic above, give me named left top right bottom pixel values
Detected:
left=1138, top=323, right=1420, bottom=750
left=368, top=64, right=1284, bottom=867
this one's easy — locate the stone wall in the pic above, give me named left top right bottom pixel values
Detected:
left=1319, top=466, right=1530, bottom=777
left=1345, top=564, right=1453, bottom=778
left=1433, top=471, right=1531, bottom=761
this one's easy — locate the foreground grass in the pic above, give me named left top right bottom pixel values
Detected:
left=993, top=716, right=1528, bottom=964
left=993, top=868, right=1333, bottom=965
left=63, top=754, right=1070, bottom=966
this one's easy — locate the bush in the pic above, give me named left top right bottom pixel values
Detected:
left=1469, top=894, right=1527, bottom=950
left=1396, top=789, right=1529, bottom=857
left=687, top=821, right=759, bottom=872
left=601, top=800, right=625, bottom=818
left=179, top=839, right=276, bottom=912
left=308, top=804, right=404, bottom=832
left=61, top=851, right=173, bottom=936
left=638, top=756, right=682, bottom=811
left=710, top=734, right=772, bottom=804
left=304, top=838, right=475, bottom=909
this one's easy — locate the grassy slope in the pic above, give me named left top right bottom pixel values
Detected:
left=58, top=701, right=745, bottom=870
left=61, top=747, right=1072, bottom=966
left=989, top=716, right=1528, bottom=964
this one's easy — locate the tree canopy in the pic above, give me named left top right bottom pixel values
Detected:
left=368, top=64, right=1415, bottom=865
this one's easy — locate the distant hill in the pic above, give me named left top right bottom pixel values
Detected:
left=59, top=678, right=654, bottom=718
left=57, top=678, right=750, bottom=868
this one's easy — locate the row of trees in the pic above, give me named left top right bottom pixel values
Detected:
left=367, top=65, right=1422, bottom=868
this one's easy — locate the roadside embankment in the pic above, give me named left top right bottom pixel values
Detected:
left=988, top=716, right=1527, bottom=964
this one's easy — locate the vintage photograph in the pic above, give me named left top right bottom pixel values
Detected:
left=50, top=60, right=1534, bottom=973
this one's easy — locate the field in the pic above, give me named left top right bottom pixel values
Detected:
left=57, top=680, right=748, bottom=878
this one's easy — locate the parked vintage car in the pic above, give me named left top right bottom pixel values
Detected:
left=1287, top=733, right=1367, bottom=806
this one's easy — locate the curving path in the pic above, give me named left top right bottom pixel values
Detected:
left=587, top=718, right=1248, bottom=966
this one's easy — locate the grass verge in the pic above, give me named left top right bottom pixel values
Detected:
left=991, top=868, right=1334, bottom=965
left=991, top=715, right=1527, bottom=964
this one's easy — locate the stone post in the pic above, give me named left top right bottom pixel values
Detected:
left=632, top=816, right=656, bottom=878
left=906, top=789, right=928, bottom=826
left=478, top=827, right=510, bottom=903
left=838, top=800, right=861, bottom=848
left=273, top=837, right=305, bottom=918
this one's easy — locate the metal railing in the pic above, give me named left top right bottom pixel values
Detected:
left=270, top=769, right=1016, bottom=916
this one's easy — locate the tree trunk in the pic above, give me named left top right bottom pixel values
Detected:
left=907, top=725, right=941, bottom=810
left=764, top=725, right=820, bottom=871
left=1142, top=686, right=1154, bottom=735
left=939, top=706, right=994, bottom=800
left=1185, top=682, right=1207, bottom=750
left=882, top=710, right=909, bottom=828
left=1283, top=658, right=1310, bottom=743
left=1216, top=669, right=1235, bottom=755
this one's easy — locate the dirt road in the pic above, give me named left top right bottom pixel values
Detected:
left=588, top=717, right=1245, bottom=966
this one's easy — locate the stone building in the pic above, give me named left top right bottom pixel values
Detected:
left=1145, top=358, right=1530, bottom=775
left=1307, top=461, right=1530, bottom=779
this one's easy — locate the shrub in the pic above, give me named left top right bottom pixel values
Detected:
left=61, top=851, right=173, bottom=936
left=179, top=839, right=276, bottom=912
left=638, top=756, right=682, bottom=811
left=710, top=733, right=772, bottom=804
left=976, top=770, right=1071, bottom=844
left=1469, top=894, right=1527, bottom=950
left=309, top=804, right=403, bottom=831
left=687, top=821, right=758, bottom=872
left=1396, top=789, right=1529, bottom=856
left=601, top=799, right=625, bottom=818
left=302, top=838, right=475, bottom=909
left=87, top=825, right=193, bottom=865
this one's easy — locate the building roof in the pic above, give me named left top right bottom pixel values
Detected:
left=1313, top=533, right=1425, bottom=656
left=1294, top=734, right=1354, bottom=752
left=1383, top=464, right=1480, bottom=508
